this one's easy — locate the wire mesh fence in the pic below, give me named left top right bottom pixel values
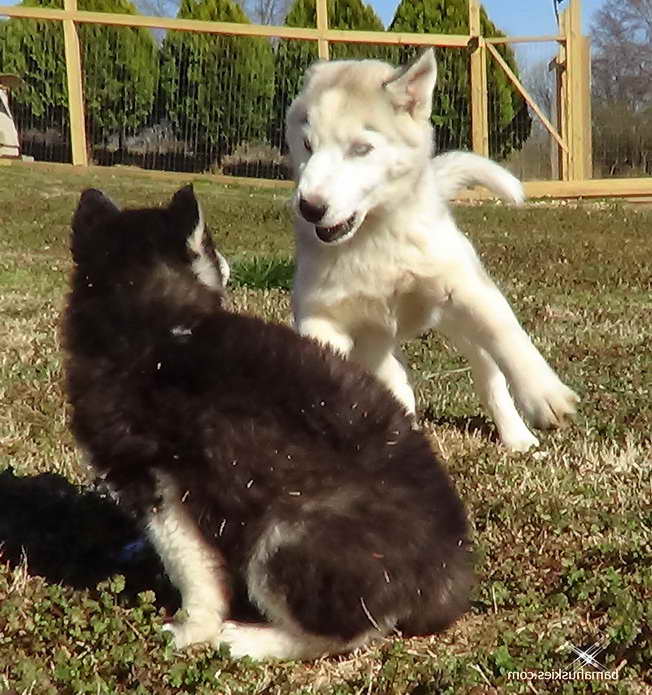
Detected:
left=0, top=15, right=72, bottom=163
left=589, top=0, right=652, bottom=179
left=500, top=41, right=558, bottom=181
left=2, top=0, right=650, bottom=193
left=87, top=27, right=280, bottom=177
left=0, top=9, right=575, bottom=181
left=592, top=100, right=652, bottom=178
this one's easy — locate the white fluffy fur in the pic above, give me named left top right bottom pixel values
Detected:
left=187, top=209, right=229, bottom=289
left=224, top=520, right=394, bottom=660
left=431, top=150, right=524, bottom=204
left=146, top=474, right=230, bottom=648
left=287, top=51, right=578, bottom=452
left=217, top=620, right=380, bottom=661
left=150, top=495, right=388, bottom=660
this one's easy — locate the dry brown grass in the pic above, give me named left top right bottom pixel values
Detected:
left=0, top=164, right=650, bottom=694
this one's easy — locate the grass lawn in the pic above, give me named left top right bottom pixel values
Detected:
left=0, top=163, right=650, bottom=694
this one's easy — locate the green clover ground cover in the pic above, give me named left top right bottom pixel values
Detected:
left=0, top=165, right=650, bottom=694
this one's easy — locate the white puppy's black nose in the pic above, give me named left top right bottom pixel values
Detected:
left=299, top=195, right=327, bottom=224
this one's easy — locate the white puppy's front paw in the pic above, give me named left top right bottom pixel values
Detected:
left=518, top=379, right=579, bottom=431
left=502, top=429, right=540, bottom=453
left=163, top=617, right=223, bottom=649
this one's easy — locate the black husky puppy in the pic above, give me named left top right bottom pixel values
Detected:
left=62, top=185, right=472, bottom=661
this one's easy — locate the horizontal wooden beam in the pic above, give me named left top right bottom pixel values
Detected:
left=7, top=161, right=652, bottom=200
left=0, top=5, right=471, bottom=45
left=4, top=4, right=569, bottom=50
left=459, top=178, right=652, bottom=200
left=485, top=35, right=564, bottom=45
left=5, top=160, right=296, bottom=189
left=0, top=5, right=319, bottom=38
left=3, top=5, right=566, bottom=48
left=325, top=29, right=470, bottom=47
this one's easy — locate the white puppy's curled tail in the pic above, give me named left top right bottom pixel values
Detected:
left=431, top=151, right=525, bottom=205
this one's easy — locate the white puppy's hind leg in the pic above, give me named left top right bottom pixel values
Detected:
left=438, top=274, right=579, bottom=436
left=147, top=476, right=230, bottom=649
left=446, top=334, right=539, bottom=452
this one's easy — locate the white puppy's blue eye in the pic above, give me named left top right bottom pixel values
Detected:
left=350, top=143, right=373, bottom=157
left=303, top=137, right=312, bottom=153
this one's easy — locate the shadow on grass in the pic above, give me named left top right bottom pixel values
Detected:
left=0, top=467, right=175, bottom=603
left=0, top=468, right=261, bottom=620
left=423, top=411, right=499, bottom=444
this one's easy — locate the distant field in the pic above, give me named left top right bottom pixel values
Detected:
left=1, top=163, right=650, bottom=694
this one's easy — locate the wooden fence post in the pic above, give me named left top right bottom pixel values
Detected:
left=469, top=0, right=489, bottom=158
left=577, top=34, right=592, bottom=179
left=566, top=0, right=581, bottom=180
left=62, top=0, right=88, bottom=166
left=554, top=15, right=568, bottom=181
left=315, top=0, right=329, bottom=60
left=559, top=0, right=591, bottom=181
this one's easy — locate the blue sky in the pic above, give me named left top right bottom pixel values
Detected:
left=370, top=0, right=604, bottom=35
left=1, top=0, right=605, bottom=33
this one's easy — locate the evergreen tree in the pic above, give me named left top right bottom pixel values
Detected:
left=158, top=0, right=275, bottom=162
left=388, top=0, right=531, bottom=159
left=0, top=7, right=68, bottom=146
left=271, top=0, right=388, bottom=151
left=0, top=0, right=158, bottom=154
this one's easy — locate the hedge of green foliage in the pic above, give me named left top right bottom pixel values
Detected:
left=0, top=0, right=531, bottom=162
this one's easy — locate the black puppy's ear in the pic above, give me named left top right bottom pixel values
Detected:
left=72, top=189, right=120, bottom=235
left=167, top=184, right=200, bottom=236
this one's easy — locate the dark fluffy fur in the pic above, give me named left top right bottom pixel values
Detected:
left=62, top=186, right=472, bottom=656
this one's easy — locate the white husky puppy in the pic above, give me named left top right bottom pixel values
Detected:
left=286, top=50, right=578, bottom=452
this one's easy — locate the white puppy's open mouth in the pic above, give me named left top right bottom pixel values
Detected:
left=315, top=213, right=357, bottom=244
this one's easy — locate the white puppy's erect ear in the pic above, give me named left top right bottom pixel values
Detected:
left=384, top=49, right=437, bottom=121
